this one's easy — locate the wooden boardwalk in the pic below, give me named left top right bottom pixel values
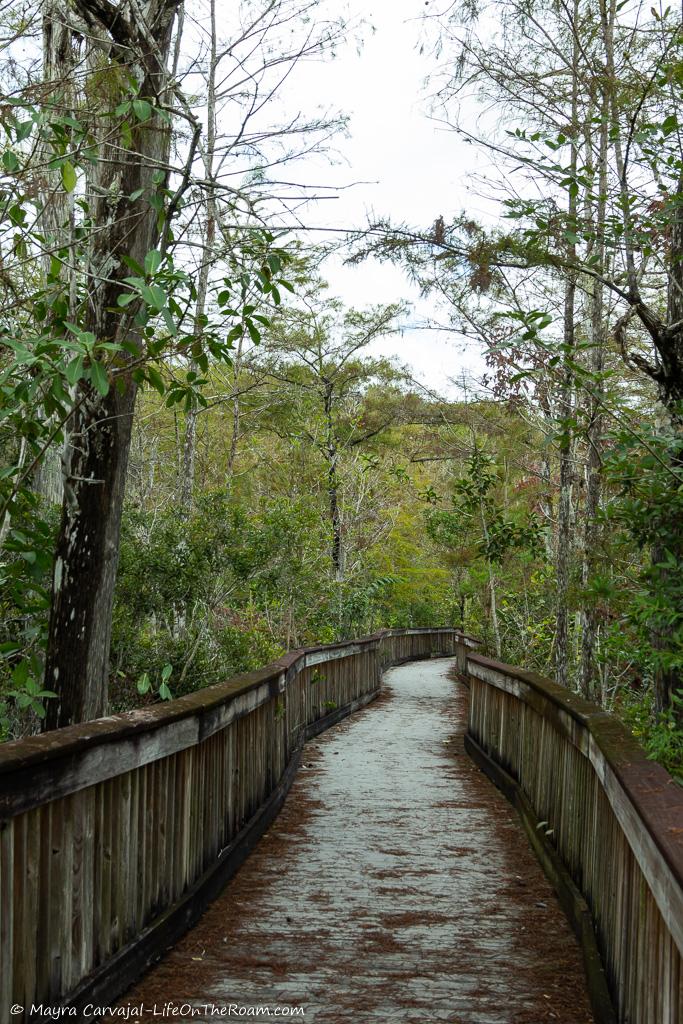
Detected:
left=118, top=659, right=594, bottom=1023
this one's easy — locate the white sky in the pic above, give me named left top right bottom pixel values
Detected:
left=274, top=0, right=491, bottom=396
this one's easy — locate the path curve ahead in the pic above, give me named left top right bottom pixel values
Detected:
left=120, top=659, right=594, bottom=1023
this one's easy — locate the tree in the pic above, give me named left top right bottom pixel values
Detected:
left=40, top=0, right=186, bottom=727
left=262, top=288, right=407, bottom=578
left=0, top=1, right=289, bottom=728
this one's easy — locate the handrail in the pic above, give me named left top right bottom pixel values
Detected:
left=466, top=649, right=683, bottom=1024
left=0, top=626, right=468, bottom=1023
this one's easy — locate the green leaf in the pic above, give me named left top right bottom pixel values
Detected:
left=89, top=360, right=109, bottom=396
left=139, top=283, right=166, bottom=310
left=61, top=161, right=77, bottom=193
left=8, top=204, right=26, bottom=227
left=145, top=365, right=166, bottom=395
left=65, top=354, right=84, bottom=385
left=165, top=388, right=185, bottom=407
left=159, top=682, right=172, bottom=701
left=65, top=323, right=97, bottom=348
left=149, top=284, right=166, bottom=309
left=15, top=120, right=33, bottom=142
left=161, top=307, right=177, bottom=336
left=246, top=319, right=261, bottom=344
left=2, top=150, right=19, bottom=173
left=11, top=661, right=29, bottom=687
left=144, top=249, right=162, bottom=275
left=132, top=99, right=152, bottom=122
left=137, top=672, right=151, bottom=695
left=161, top=663, right=172, bottom=682
left=121, top=256, right=146, bottom=276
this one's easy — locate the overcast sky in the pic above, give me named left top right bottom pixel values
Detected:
left=277, top=0, right=491, bottom=396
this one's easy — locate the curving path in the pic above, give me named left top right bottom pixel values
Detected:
left=119, top=659, right=594, bottom=1023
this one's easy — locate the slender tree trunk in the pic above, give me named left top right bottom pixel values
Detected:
left=487, top=562, right=502, bottom=659
left=555, top=293, right=577, bottom=687
left=580, top=77, right=609, bottom=701
left=537, top=393, right=555, bottom=560
left=323, top=382, right=344, bottom=579
left=45, top=0, right=181, bottom=728
left=476, top=482, right=501, bottom=658
left=555, top=2, right=580, bottom=689
left=180, top=398, right=198, bottom=506
left=328, top=452, right=343, bottom=579
left=34, top=2, right=77, bottom=506
left=225, top=332, right=245, bottom=486
left=180, top=0, right=217, bottom=507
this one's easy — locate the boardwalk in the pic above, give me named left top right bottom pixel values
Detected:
left=119, top=659, right=594, bottom=1023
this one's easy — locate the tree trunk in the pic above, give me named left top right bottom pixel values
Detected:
left=487, top=562, right=502, bottom=659
left=180, top=0, right=218, bottom=508
left=34, top=1, right=77, bottom=507
left=45, top=0, right=181, bottom=729
left=580, top=78, right=609, bottom=702
left=555, top=282, right=576, bottom=689
left=555, top=3, right=579, bottom=690
left=328, top=450, right=343, bottom=579
left=225, top=332, right=245, bottom=487
left=323, top=382, right=343, bottom=579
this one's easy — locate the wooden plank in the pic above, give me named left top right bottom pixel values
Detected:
left=48, top=796, right=72, bottom=998
left=11, top=813, right=25, bottom=1016
left=70, top=792, right=86, bottom=984
left=18, top=809, right=39, bottom=1012
left=0, top=818, right=14, bottom=1024
left=80, top=789, right=96, bottom=978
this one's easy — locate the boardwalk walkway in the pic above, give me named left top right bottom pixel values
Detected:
left=119, top=659, right=594, bottom=1023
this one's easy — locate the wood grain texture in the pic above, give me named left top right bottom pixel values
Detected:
left=467, top=651, right=683, bottom=1024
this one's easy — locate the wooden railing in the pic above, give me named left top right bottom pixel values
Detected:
left=3, top=628, right=679, bottom=1024
left=465, top=651, right=683, bottom=1024
left=0, top=627, right=466, bottom=1022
